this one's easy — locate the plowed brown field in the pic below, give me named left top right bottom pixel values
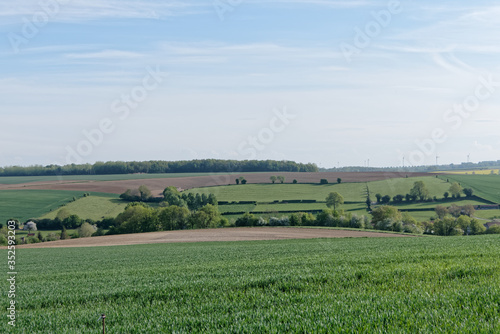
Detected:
left=0, top=172, right=429, bottom=196
left=17, top=227, right=414, bottom=248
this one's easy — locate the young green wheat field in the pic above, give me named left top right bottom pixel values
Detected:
left=2, top=235, right=499, bottom=333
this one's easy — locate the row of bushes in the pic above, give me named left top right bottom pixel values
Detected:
left=218, top=201, right=257, bottom=205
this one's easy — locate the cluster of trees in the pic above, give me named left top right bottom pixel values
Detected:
left=120, top=186, right=218, bottom=211
left=235, top=177, right=247, bottom=185
left=432, top=216, right=486, bottom=236
left=370, top=206, right=424, bottom=234
left=270, top=176, right=285, bottom=184
left=435, top=204, right=475, bottom=219
left=320, top=178, right=342, bottom=185
left=162, top=187, right=217, bottom=211
left=120, top=185, right=158, bottom=202
left=234, top=210, right=371, bottom=230
left=0, top=159, right=318, bottom=177
left=108, top=202, right=227, bottom=234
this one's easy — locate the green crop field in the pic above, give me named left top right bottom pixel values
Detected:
left=367, top=176, right=451, bottom=199
left=474, top=210, right=500, bottom=220
left=187, top=183, right=367, bottom=202
left=444, top=175, right=500, bottom=203
left=0, top=173, right=230, bottom=185
left=0, top=190, right=108, bottom=223
left=393, top=198, right=491, bottom=210
left=187, top=177, right=454, bottom=203
left=40, top=195, right=126, bottom=221
left=2, top=235, right=499, bottom=333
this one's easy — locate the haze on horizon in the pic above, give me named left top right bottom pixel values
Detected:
left=1, top=0, right=499, bottom=169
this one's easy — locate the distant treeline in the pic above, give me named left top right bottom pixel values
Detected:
left=320, top=160, right=500, bottom=173
left=0, top=159, right=319, bottom=177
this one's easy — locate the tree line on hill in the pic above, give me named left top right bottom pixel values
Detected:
left=320, top=160, right=500, bottom=173
left=0, top=159, right=318, bottom=177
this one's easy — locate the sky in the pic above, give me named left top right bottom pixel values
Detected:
left=1, top=0, right=500, bottom=168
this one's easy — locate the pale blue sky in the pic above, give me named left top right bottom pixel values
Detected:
left=1, top=0, right=500, bottom=168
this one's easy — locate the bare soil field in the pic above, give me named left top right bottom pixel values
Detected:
left=17, top=227, right=413, bottom=249
left=0, top=172, right=429, bottom=196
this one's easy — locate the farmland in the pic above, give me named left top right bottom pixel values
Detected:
left=0, top=173, right=218, bottom=185
left=0, top=190, right=103, bottom=223
left=2, top=235, right=499, bottom=333
left=2, top=174, right=497, bottom=224
left=39, top=195, right=126, bottom=221
left=186, top=176, right=492, bottom=221
left=443, top=174, right=500, bottom=203
left=0, top=171, right=430, bottom=196
left=441, top=169, right=499, bottom=175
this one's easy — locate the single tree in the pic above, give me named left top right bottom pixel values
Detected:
left=337, top=178, right=342, bottom=184
left=375, top=194, right=382, bottom=203
left=435, top=205, right=448, bottom=219
left=78, top=222, right=96, bottom=238
left=270, top=176, right=277, bottom=184
left=463, top=188, right=474, bottom=197
left=449, top=182, right=463, bottom=198
left=443, top=192, right=450, bottom=200
left=277, top=176, right=285, bottom=184
left=410, top=181, right=429, bottom=201
left=138, top=185, right=152, bottom=201
left=381, top=195, right=391, bottom=204
left=60, top=227, right=69, bottom=240
left=326, top=192, right=344, bottom=211
left=393, top=195, right=404, bottom=203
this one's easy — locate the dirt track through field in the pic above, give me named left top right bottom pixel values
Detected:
left=0, top=172, right=430, bottom=196
left=18, top=227, right=413, bottom=249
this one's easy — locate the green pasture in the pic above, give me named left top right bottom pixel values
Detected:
left=188, top=183, right=367, bottom=202
left=367, top=176, right=451, bottom=198
left=188, top=176, right=455, bottom=203
left=2, top=235, right=499, bottom=333
left=444, top=174, right=500, bottom=203
left=40, top=195, right=125, bottom=221
left=474, top=210, right=500, bottom=220
left=392, top=198, right=491, bottom=211
left=0, top=190, right=105, bottom=223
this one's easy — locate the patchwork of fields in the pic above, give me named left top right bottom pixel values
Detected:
left=2, top=173, right=499, bottom=223
left=2, top=236, right=499, bottom=333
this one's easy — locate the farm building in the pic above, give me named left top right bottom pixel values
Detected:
left=484, top=221, right=500, bottom=230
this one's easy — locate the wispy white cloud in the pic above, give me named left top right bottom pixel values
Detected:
left=65, top=49, right=144, bottom=59
left=0, top=0, right=207, bottom=24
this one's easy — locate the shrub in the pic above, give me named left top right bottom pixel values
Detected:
left=45, top=233, right=59, bottom=242
left=235, top=213, right=258, bottom=227
left=350, top=215, right=365, bottom=229
left=320, top=179, right=328, bottom=184
left=403, top=224, right=423, bottom=234
left=269, top=217, right=290, bottom=226
left=78, top=223, right=97, bottom=238
left=486, top=225, right=500, bottom=234
left=293, top=179, right=298, bottom=184
left=26, top=236, right=41, bottom=244
left=257, top=217, right=268, bottom=226
left=0, top=235, right=7, bottom=246
left=92, top=228, right=106, bottom=237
